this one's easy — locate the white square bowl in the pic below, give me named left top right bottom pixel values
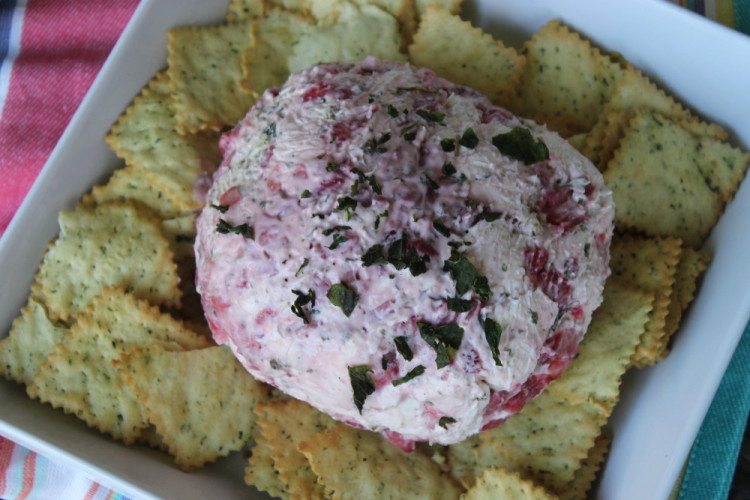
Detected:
left=1, top=1, right=749, bottom=498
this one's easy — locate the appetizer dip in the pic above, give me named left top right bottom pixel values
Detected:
left=195, top=57, right=614, bottom=449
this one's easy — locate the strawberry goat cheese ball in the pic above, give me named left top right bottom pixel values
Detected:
left=195, top=57, right=614, bottom=450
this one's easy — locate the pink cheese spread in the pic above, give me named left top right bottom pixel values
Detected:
left=195, top=57, right=614, bottom=449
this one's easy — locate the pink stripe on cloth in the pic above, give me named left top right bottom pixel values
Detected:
left=0, top=0, right=139, bottom=236
left=0, top=435, right=14, bottom=494
left=16, top=451, right=36, bottom=500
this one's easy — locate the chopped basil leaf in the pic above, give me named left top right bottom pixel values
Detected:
left=334, top=196, right=357, bottom=220
left=531, top=310, right=539, bottom=324
left=326, top=161, right=341, bottom=171
left=439, top=416, right=457, bottom=429
left=362, top=244, right=388, bottom=266
left=367, top=174, right=382, bottom=195
left=584, top=242, right=591, bottom=258
left=480, top=316, right=503, bottom=366
left=442, top=162, right=457, bottom=176
left=175, top=235, right=194, bottom=243
left=328, top=233, right=349, bottom=250
left=394, top=336, right=413, bottom=361
left=392, top=365, right=426, bottom=386
left=423, top=174, right=439, bottom=190
left=322, top=225, right=352, bottom=236
left=433, top=220, right=451, bottom=238
left=447, top=297, right=474, bottom=312
left=216, top=219, right=254, bottom=239
left=440, top=138, right=456, bottom=152
left=492, top=126, right=549, bottom=165
left=399, top=122, right=418, bottom=138
left=386, top=104, right=399, bottom=117
left=417, top=321, right=464, bottom=369
left=477, top=211, right=502, bottom=222
left=263, top=122, right=276, bottom=138
left=327, top=282, right=358, bottom=317
left=348, top=365, right=375, bottom=413
left=211, top=204, right=229, bottom=213
left=295, top=258, right=309, bottom=277
left=364, top=133, right=391, bottom=154
left=443, top=250, right=492, bottom=301
left=300, top=189, right=312, bottom=199
left=291, top=289, right=316, bottom=324
left=473, top=276, right=492, bottom=302
left=459, top=128, right=479, bottom=149
left=416, top=109, right=445, bottom=123
left=386, top=234, right=430, bottom=276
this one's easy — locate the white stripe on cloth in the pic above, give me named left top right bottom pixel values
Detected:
left=0, top=0, right=27, bottom=120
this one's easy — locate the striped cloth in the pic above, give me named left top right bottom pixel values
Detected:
left=0, top=1, right=748, bottom=500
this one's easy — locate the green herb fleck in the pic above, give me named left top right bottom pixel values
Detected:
left=416, top=109, right=445, bottom=123
left=328, top=233, right=349, bottom=250
left=216, top=219, right=254, bottom=239
left=295, top=258, right=309, bottom=277
left=263, top=122, right=276, bottom=138
left=439, top=416, right=457, bottom=429
left=348, top=365, right=375, bottom=413
left=394, top=336, right=413, bottom=361
left=211, top=204, right=229, bottom=213
left=327, top=282, right=358, bottom=317
left=322, top=225, right=352, bottom=236
left=492, top=126, right=549, bottom=165
left=442, top=162, right=456, bottom=176
left=433, top=220, right=451, bottom=238
left=423, top=174, right=439, bottom=190
left=440, top=138, right=456, bottom=152
left=291, top=289, right=316, bottom=324
left=326, top=161, right=341, bottom=171
left=334, top=196, right=357, bottom=220
left=364, top=133, right=391, bottom=154
left=584, top=243, right=591, bottom=258
left=477, top=211, right=502, bottom=222
left=362, top=244, right=388, bottom=266
left=480, top=316, right=503, bottom=366
left=386, top=104, right=399, bottom=117
left=447, top=297, right=474, bottom=312
left=367, top=174, right=382, bottom=195
left=531, top=310, right=539, bottom=324
left=459, top=128, right=479, bottom=149
left=396, top=86, right=440, bottom=94
left=417, top=322, right=464, bottom=369
left=392, top=365, right=426, bottom=386
left=300, top=189, right=312, bottom=199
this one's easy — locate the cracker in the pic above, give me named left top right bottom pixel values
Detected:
left=256, top=399, right=338, bottom=499
left=604, top=111, right=728, bottom=248
left=415, top=0, right=463, bottom=17
left=105, top=72, right=221, bottom=208
left=168, top=22, right=257, bottom=134
left=460, top=467, right=557, bottom=500
left=288, top=3, right=406, bottom=74
left=559, top=431, right=611, bottom=500
left=298, top=425, right=463, bottom=500
left=658, top=248, right=711, bottom=360
left=31, top=202, right=181, bottom=321
left=161, top=214, right=196, bottom=261
left=513, top=20, right=624, bottom=136
left=408, top=6, right=525, bottom=108
left=82, top=165, right=189, bottom=220
left=246, top=433, right=290, bottom=499
left=608, top=234, right=682, bottom=367
left=306, top=0, right=416, bottom=45
left=117, top=344, right=272, bottom=470
left=472, top=393, right=606, bottom=493
left=545, top=280, right=654, bottom=415
left=28, top=289, right=209, bottom=443
left=226, top=0, right=266, bottom=22
left=0, top=298, right=67, bottom=386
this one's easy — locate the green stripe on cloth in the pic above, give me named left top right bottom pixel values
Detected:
left=678, top=322, right=750, bottom=500
left=736, top=0, right=750, bottom=33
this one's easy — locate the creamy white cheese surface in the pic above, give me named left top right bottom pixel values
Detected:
left=195, top=57, right=614, bottom=447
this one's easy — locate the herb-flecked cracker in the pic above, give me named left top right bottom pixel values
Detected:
left=0, top=298, right=67, bottom=386
left=168, top=22, right=257, bottom=133
left=256, top=398, right=338, bottom=500
left=608, top=233, right=682, bottom=367
left=288, top=3, right=406, bottom=75
left=559, top=431, right=611, bottom=500
left=298, top=425, right=463, bottom=500
left=545, top=280, right=654, bottom=415
left=415, top=0, right=463, bottom=17
left=117, top=344, right=272, bottom=470
left=513, top=20, right=624, bottom=136
left=28, top=289, right=209, bottom=443
left=31, top=202, right=181, bottom=321
left=460, top=467, right=557, bottom=500
left=408, top=6, right=525, bottom=108
left=246, top=432, right=290, bottom=499
left=604, top=111, right=728, bottom=248
left=105, top=72, right=221, bottom=209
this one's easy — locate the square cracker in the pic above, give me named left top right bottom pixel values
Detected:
left=545, top=279, right=654, bottom=415
left=408, top=6, right=525, bottom=108
left=117, top=344, right=272, bottom=470
left=255, top=398, right=338, bottom=500
left=460, top=467, right=556, bottom=500
left=298, top=425, right=463, bottom=500
left=31, top=202, right=181, bottom=321
left=168, top=22, right=257, bottom=133
left=28, top=288, right=209, bottom=443
left=604, top=111, right=732, bottom=248
left=513, top=20, right=624, bottom=137
left=105, top=72, right=221, bottom=209
left=608, top=233, right=682, bottom=367
left=0, top=298, right=67, bottom=386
